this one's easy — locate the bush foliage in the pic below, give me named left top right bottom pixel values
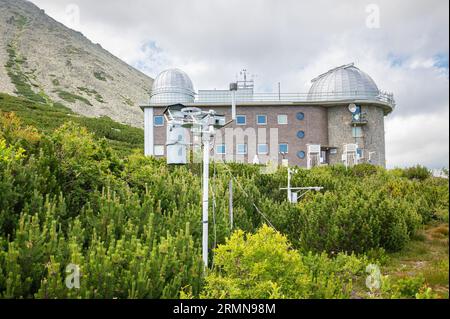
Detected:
left=0, top=106, right=448, bottom=299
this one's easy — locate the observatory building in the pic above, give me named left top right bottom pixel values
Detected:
left=141, top=64, right=395, bottom=168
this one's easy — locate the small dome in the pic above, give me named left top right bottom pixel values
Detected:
left=150, top=68, right=195, bottom=104
left=308, top=63, right=380, bottom=101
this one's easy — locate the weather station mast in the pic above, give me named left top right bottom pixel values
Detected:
left=163, top=83, right=238, bottom=269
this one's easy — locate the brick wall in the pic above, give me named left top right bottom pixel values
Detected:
left=151, top=105, right=329, bottom=167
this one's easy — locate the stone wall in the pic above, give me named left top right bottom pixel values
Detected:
left=327, top=105, right=386, bottom=167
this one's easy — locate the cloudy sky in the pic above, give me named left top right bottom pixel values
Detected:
left=29, top=0, right=449, bottom=169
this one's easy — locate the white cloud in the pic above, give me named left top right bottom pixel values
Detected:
left=28, top=0, right=450, bottom=168
left=386, top=111, right=449, bottom=168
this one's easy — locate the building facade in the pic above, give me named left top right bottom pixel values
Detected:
left=141, top=63, right=395, bottom=168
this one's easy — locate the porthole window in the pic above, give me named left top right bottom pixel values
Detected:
left=296, top=112, right=305, bottom=120
left=297, top=151, right=306, bottom=159
left=297, top=131, right=305, bottom=139
left=154, top=116, right=164, bottom=126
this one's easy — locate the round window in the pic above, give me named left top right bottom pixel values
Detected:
left=296, top=112, right=305, bottom=120
left=297, top=131, right=305, bottom=139
left=297, top=151, right=306, bottom=159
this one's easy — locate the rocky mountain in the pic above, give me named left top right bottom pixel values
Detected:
left=0, top=0, right=153, bottom=127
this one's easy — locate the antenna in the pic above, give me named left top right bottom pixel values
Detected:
left=237, top=69, right=255, bottom=90
left=280, top=167, right=323, bottom=203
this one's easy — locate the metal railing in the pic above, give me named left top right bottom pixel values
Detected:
left=145, top=90, right=396, bottom=110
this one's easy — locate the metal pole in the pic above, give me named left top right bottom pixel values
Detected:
left=202, top=128, right=210, bottom=269
left=231, top=90, right=236, bottom=121
left=278, top=82, right=281, bottom=101
left=287, top=168, right=292, bottom=203
left=229, top=179, right=233, bottom=229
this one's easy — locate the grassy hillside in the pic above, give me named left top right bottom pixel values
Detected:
left=0, top=93, right=144, bottom=155
left=0, top=0, right=152, bottom=127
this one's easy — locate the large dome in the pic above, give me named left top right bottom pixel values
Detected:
left=150, top=68, right=195, bottom=104
left=308, top=63, right=380, bottom=101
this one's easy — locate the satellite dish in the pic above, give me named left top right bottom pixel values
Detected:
left=348, top=104, right=357, bottom=113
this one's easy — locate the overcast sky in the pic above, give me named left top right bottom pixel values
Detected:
left=29, top=0, right=449, bottom=169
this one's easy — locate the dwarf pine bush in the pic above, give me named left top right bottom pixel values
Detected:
left=0, top=115, right=448, bottom=299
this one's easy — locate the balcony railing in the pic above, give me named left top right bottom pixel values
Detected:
left=351, top=112, right=369, bottom=125
left=145, top=90, right=396, bottom=111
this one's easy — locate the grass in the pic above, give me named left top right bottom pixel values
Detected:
left=77, top=87, right=105, bottom=103
left=382, top=222, right=449, bottom=298
left=0, top=93, right=144, bottom=156
left=121, top=95, right=135, bottom=107
left=93, top=71, right=107, bottom=82
left=15, top=13, right=28, bottom=29
left=350, top=222, right=449, bottom=299
left=54, top=89, right=92, bottom=106
left=5, top=43, right=46, bottom=104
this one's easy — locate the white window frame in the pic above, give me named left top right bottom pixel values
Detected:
left=216, top=144, right=226, bottom=155
left=257, top=144, right=269, bottom=155
left=236, top=144, right=248, bottom=155
left=154, top=115, right=164, bottom=127
left=257, top=114, right=267, bottom=125
left=154, top=145, right=165, bottom=156
left=278, top=114, right=288, bottom=125
left=279, top=143, right=289, bottom=154
left=236, top=115, right=247, bottom=125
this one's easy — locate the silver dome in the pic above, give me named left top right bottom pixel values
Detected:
left=150, top=68, right=195, bottom=104
left=308, top=63, right=380, bottom=101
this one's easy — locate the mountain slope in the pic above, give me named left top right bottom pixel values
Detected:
left=0, top=93, right=144, bottom=155
left=0, top=0, right=153, bottom=127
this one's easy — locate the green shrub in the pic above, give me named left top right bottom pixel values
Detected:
left=351, top=163, right=379, bottom=177
left=0, top=105, right=448, bottom=299
left=380, top=275, right=437, bottom=299
left=403, top=165, right=431, bottom=181
left=200, top=225, right=366, bottom=299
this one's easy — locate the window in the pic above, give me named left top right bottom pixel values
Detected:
left=236, top=115, right=246, bottom=125
left=320, top=151, right=327, bottom=164
left=257, top=115, right=267, bottom=125
left=216, top=144, right=226, bottom=155
left=352, top=127, right=363, bottom=138
left=278, top=114, right=288, bottom=125
left=296, top=112, right=305, bottom=120
left=279, top=143, right=289, bottom=154
left=257, top=144, right=269, bottom=155
left=357, top=148, right=364, bottom=159
left=297, top=131, right=305, bottom=139
left=297, top=151, right=306, bottom=159
left=154, top=116, right=164, bottom=126
left=154, top=145, right=164, bottom=156
left=236, top=144, right=247, bottom=155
